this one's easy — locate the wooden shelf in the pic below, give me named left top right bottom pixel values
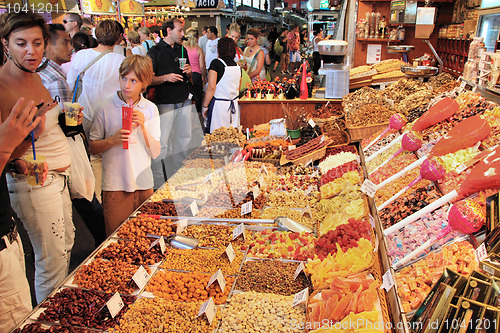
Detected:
left=357, top=38, right=401, bottom=51
left=436, top=49, right=467, bottom=57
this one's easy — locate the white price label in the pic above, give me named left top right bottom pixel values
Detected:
left=381, top=270, right=395, bottom=292
left=305, top=159, right=313, bottom=167
left=258, top=174, right=266, bottom=188
left=308, top=119, right=316, bottom=128
left=369, top=215, right=375, bottom=229
left=460, top=81, right=467, bottom=89
left=224, top=155, right=229, bottom=165
left=106, top=292, right=124, bottom=318
left=190, top=201, right=199, bottom=216
left=472, top=85, right=478, bottom=93
left=288, top=145, right=296, bottom=150
left=476, top=243, right=488, bottom=262
left=305, top=185, right=313, bottom=196
left=311, top=170, right=319, bottom=178
left=294, top=262, right=305, bottom=280
left=221, top=243, right=236, bottom=263
left=197, top=297, right=216, bottom=324
left=356, top=155, right=361, bottom=163
left=149, top=236, right=166, bottom=254
left=320, top=135, right=325, bottom=143
left=132, top=265, right=150, bottom=289
left=373, top=235, right=379, bottom=253
left=360, top=179, right=377, bottom=198
left=292, top=287, right=309, bottom=307
left=233, top=223, right=246, bottom=240
left=241, top=201, right=253, bottom=216
left=483, top=264, right=495, bottom=275
left=456, top=164, right=467, bottom=174
left=207, top=269, right=226, bottom=292
left=176, top=219, right=188, bottom=234
left=380, top=83, right=386, bottom=90
left=260, top=164, right=268, bottom=175
left=204, top=173, right=212, bottom=185
left=252, top=185, right=260, bottom=199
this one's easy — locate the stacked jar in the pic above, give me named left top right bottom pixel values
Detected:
left=463, top=37, right=485, bottom=82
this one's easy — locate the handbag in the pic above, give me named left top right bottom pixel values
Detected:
left=239, top=67, right=252, bottom=94
left=72, top=50, right=112, bottom=102
left=67, top=134, right=95, bottom=201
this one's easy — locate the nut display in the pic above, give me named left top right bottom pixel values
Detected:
left=96, top=238, right=164, bottom=266
left=218, top=291, right=306, bottom=333
left=160, top=247, right=243, bottom=275
left=37, top=288, right=135, bottom=330
left=138, top=201, right=187, bottom=216
left=181, top=224, right=251, bottom=249
left=277, top=164, right=318, bottom=176
left=216, top=208, right=262, bottom=219
left=346, top=103, right=395, bottom=127
left=267, top=189, right=318, bottom=208
left=309, top=104, right=343, bottom=119
left=398, top=90, right=435, bottom=122
left=117, top=216, right=175, bottom=240
left=234, top=259, right=310, bottom=295
left=145, top=270, right=235, bottom=304
left=382, top=78, right=427, bottom=104
left=342, top=87, right=392, bottom=115
left=114, top=297, right=220, bottom=333
left=72, top=258, right=150, bottom=294
left=14, top=324, right=92, bottom=333
left=204, top=126, right=246, bottom=146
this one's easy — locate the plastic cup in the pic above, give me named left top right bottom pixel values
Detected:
left=179, top=58, right=187, bottom=69
left=25, top=155, right=46, bottom=186
left=122, top=106, right=133, bottom=149
left=63, top=102, right=80, bottom=126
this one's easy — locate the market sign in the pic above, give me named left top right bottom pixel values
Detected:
left=81, top=0, right=116, bottom=14
left=196, top=0, right=217, bottom=8
left=120, top=0, right=144, bottom=15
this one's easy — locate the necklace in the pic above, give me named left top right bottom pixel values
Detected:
left=118, top=91, right=140, bottom=106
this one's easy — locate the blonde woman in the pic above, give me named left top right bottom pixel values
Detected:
left=184, top=28, right=206, bottom=114
left=227, top=23, right=246, bottom=70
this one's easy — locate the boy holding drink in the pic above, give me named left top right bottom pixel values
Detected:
left=89, top=55, right=161, bottom=235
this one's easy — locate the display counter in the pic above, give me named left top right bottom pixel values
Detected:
left=239, top=97, right=342, bottom=128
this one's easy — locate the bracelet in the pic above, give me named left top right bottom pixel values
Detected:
left=202, top=106, right=208, bottom=109
left=9, top=158, right=21, bottom=174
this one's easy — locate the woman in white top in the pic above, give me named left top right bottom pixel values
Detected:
left=313, top=29, right=330, bottom=75
left=243, top=28, right=265, bottom=82
left=227, top=23, right=247, bottom=70
left=0, top=11, right=75, bottom=303
left=127, top=31, right=147, bottom=56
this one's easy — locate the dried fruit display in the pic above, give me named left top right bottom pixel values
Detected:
left=346, top=103, right=395, bottom=127
left=204, top=126, right=246, bottom=146
left=181, top=224, right=251, bottom=249
left=117, top=216, right=175, bottom=240
left=247, top=230, right=315, bottom=261
left=382, top=78, right=427, bottom=104
left=14, top=324, right=92, bottom=333
left=96, top=238, right=164, bottom=266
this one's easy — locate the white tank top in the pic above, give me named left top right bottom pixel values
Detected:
left=313, top=37, right=320, bottom=52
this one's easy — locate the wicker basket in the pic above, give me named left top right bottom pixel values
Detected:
left=347, top=122, right=389, bottom=141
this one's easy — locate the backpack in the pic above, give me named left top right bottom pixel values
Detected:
left=273, top=40, right=283, bottom=56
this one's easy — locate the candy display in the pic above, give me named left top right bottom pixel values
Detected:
left=247, top=230, right=315, bottom=260
left=318, top=152, right=358, bottom=174
left=160, top=248, right=244, bottom=275
left=319, top=171, right=361, bottom=199
left=320, top=160, right=361, bottom=187
left=271, top=174, right=320, bottom=191
left=261, top=207, right=317, bottom=229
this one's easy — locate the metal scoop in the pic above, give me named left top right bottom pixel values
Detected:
left=274, top=216, right=314, bottom=234
left=148, top=234, right=199, bottom=250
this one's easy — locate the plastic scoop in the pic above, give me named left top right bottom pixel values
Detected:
left=393, top=199, right=484, bottom=269
left=148, top=234, right=199, bottom=250
left=412, top=97, right=459, bottom=132
left=369, top=131, right=422, bottom=175
left=429, top=115, right=491, bottom=157
left=384, top=145, right=500, bottom=237
left=275, top=216, right=314, bottom=234
left=377, top=156, right=446, bottom=210
left=363, top=113, right=407, bottom=152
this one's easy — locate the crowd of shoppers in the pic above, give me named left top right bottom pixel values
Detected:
left=0, top=9, right=312, bottom=332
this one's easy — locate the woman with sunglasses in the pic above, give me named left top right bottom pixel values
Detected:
left=0, top=11, right=75, bottom=304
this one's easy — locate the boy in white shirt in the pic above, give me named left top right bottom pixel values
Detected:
left=89, top=55, right=161, bottom=235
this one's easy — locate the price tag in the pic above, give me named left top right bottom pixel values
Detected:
left=356, top=155, right=361, bottom=163
left=246, top=128, right=250, bottom=140
left=190, top=200, right=199, bottom=216
left=305, top=159, right=313, bottom=167
left=456, top=163, right=468, bottom=174
left=232, top=223, right=246, bottom=240
left=149, top=236, right=166, bottom=254
left=260, top=164, right=268, bottom=175
left=294, top=262, right=306, bottom=279
left=483, top=264, right=495, bottom=275
left=360, top=179, right=377, bottom=198
left=221, top=243, right=236, bottom=263
left=106, top=292, right=124, bottom=318
left=292, top=287, right=309, bottom=307
left=476, top=243, right=488, bottom=262
left=472, top=85, right=478, bottom=93
left=216, top=168, right=223, bottom=177
left=288, top=145, right=296, bottom=150
left=381, top=270, right=395, bottom=292
left=132, top=265, right=150, bottom=289
left=252, top=185, right=260, bottom=200
left=176, top=219, right=188, bottom=234
left=473, top=141, right=481, bottom=151
left=224, top=155, right=229, bottom=165
left=204, top=173, right=212, bottom=185
left=380, top=83, right=386, bottom=90
left=311, top=170, right=319, bottom=178
left=305, top=185, right=313, bottom=196
left=308, top=119, right=316, bottom=128
left=258, top=174, right=266, bottom=188
left=207, top=269, right=226, bottom=292
left=241, top=201, right=253, bottom=216
left=369, top=214, right=376, bottom=229
left=320, top=135, right=325, bottom=143
left=460, top=81, right=467, bottom=89
left=373, top=235, right=379, bottom=253
left=197, top=297, right=216, bottom=324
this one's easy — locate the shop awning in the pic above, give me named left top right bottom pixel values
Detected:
left=144, top=0, right=196, bottom=8
left=81, top=0, right=117, bottom=14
